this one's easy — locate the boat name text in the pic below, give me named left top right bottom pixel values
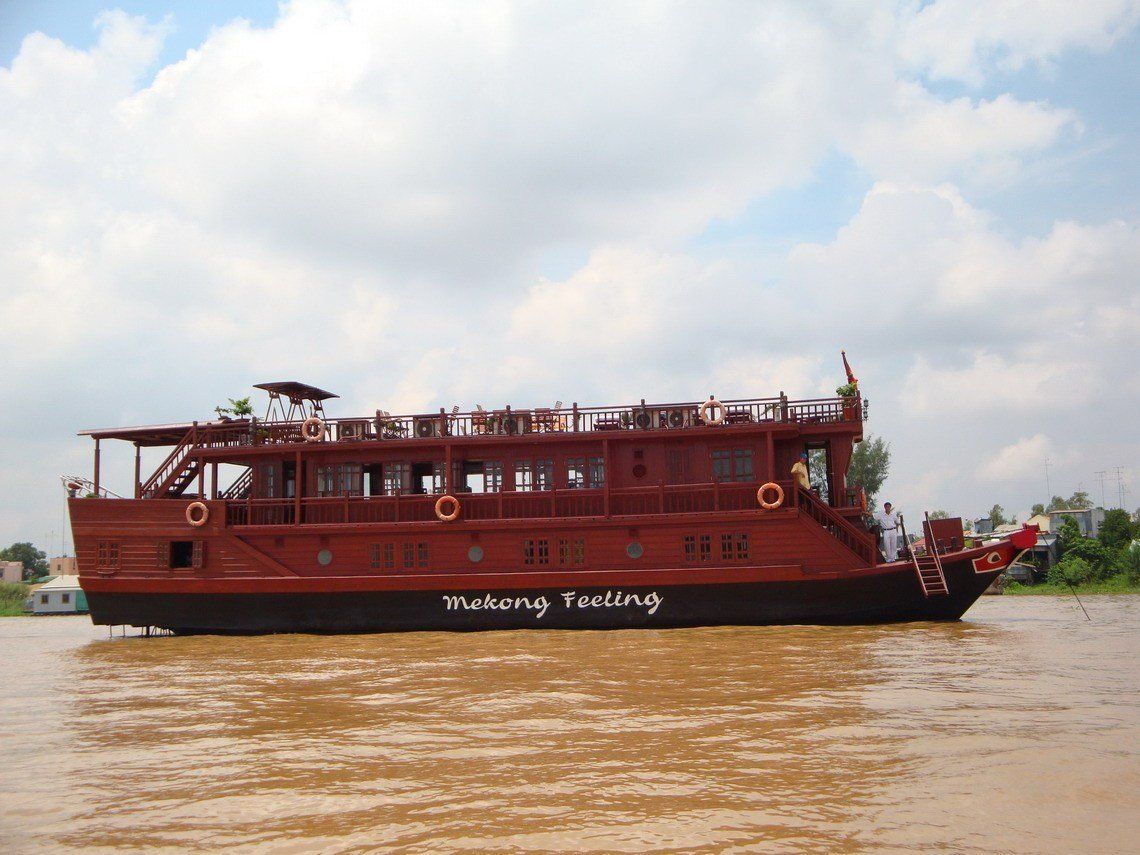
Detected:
left=442, top=589, right=663, bottom=619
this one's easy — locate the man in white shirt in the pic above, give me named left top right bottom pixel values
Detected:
left=875, top=501, right=900, bottom=561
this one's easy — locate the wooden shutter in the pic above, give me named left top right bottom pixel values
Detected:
left=192, top=540, right=206, bottom=569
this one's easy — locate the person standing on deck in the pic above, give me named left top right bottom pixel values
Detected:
left=791, top=453, right=810, bottom=492
left=875, top=501, right=900, bottom=561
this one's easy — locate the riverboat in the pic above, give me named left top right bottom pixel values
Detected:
left=67, top=360, right=1035, bottom=634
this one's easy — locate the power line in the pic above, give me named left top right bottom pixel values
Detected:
left=1095, top=470, right=1107, bottom=508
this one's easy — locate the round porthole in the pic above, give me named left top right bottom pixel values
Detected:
left=468, top=545, right=484, bottom=563
left=632, top=463, right=647, bottom=479
left=626, top=541, right=644, bottom=559
left=317, top=549, right=333, bottom=566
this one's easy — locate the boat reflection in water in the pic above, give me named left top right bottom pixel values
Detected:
left=0, top=597, right=1117, bottom=852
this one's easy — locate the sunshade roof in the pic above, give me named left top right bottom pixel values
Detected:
left=254, top=382, right=338, bottom=401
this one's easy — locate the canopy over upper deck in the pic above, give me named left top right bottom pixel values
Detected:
left=78, top=421, right=235, bottom=446
left=253, top=382, right=338, bottom=402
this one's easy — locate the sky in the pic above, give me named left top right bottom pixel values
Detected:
left=1, top=0, right=1138, bottom=554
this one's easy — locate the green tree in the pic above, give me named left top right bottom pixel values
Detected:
left=988, top=504, right=1008, bottom=527
left=847, top=435, right=891, bottom=508
left=1031, top=503, right=1045, bottom=517
left=1098, top=509, right=1136, bottom=551
left=1048, top=554, right=1093, bottom=585
left=215, top=396, right=254, bottom=419
left=1067, top=491, right=1093, bottom=510
left=0, top=542, right=48, bottom=581
left=1046, top=495, right=1069, bottom=512
left=928, top=509, right=951, bottom=520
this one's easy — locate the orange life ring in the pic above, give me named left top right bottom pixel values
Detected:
left=186, top=501, right=209, bottom=527
left=435, top=494, right=460, bottom=522
left=699, top=398, right=726, bottom=425
left=757, top=482, right=784, bottom=510
left=301, top=417, right=325, bottom=442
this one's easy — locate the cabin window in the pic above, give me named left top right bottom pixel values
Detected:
left=514, top=458, right=554, bottom=490
left=719, top=533, right=749, bottom=561
left=403, top=543, right=415, bottom=569
left=683, top=535, right=697, bottom=563
left=411, top=462, right=445, bottom=494
left=417, top=542, right=429, bottom=568
left=720, top=534, right=734, bottom=560
left=699, top=534, right=711, bottom=562
left=712, top=449, right=753, bottom=482
left=259, top=464, right=277, bottom=498
left=369, top=544, right=381, bottom=569
left=316, top=463, right=363, bottom=497
left=666, top=449, right=691, bottom=484
left=384, top=543, right=395, bottom=569
left=170, top=541, right=194, bottom=568
left=558, top=538, right=585, bottom=566
left=483, top=461, right=503, bottom=493
left=524, top=539, right=550, bottom=566
left=96, top=541, right=120, bottom=571
left=736, top=533, right=749, bottom=560
left=566, top=457, right=605, bottom=489
left=383, top=463, right=410, bottom=495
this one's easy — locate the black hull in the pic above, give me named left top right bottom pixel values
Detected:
left=85, top=560, right=998, bottom=634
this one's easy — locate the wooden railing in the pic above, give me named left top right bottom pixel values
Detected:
left=195, top=394, right=862, bottom=450
left=224, top=480, right=788, bottom=527
left=220, top=467, right=253, bottom=500
left=797, top=487, right=876, bottom=565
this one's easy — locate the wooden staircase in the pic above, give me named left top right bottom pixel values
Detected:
left=221, top=467, right=253, bottom=500
left=909, top=511, right=949, bottom=597
left=797, top=487, right=877, bottom=565
left=140, top=427, right=200, bottom=498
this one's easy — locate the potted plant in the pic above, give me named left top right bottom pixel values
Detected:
left=215, top=397, right=254, bottom=421
left=836, top=382, right=859, bottom=420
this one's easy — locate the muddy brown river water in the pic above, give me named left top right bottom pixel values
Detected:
left=1, top=596, right=1137, bottom=853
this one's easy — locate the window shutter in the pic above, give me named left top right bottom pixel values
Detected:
left=156, top=541, right=170, bottom=568
left=192, top=540, right=206, bottom=569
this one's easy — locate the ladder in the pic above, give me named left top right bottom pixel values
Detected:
left=909, top=511, right=949, bottom=597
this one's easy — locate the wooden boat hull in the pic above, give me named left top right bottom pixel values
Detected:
left=80, top=541, right=1021, bottom=634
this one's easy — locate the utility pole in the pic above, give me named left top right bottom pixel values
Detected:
left=1095, top=470, right=1107, bottom=507
left=1115, top=467, right=1129, bottom=510
left=1044, top=457, right=1052, bottom=498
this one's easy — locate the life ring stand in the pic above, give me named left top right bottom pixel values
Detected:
left=699, top=398, right=726, bottom=425
left=435, top=494, right=460, bottom=522
left=757, top=482, right=784, bottom=510
left=186, top=501, right=210, bottom=527
left=301, top=417, right=325, bottom=442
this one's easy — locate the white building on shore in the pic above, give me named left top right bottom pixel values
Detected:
left=32, top=575, right=87, bottom=614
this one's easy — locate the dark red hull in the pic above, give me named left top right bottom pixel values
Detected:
left=79, top=545, right=1017, bottom=634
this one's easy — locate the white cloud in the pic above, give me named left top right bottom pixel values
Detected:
left=976, top=434, right=1052, bottom=483
left=897, top=0, right=1140, bottom=85
left=1, top=2, right=1139, bottom=542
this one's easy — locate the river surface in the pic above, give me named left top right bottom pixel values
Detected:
left=1, top=596, right=1137, bottom=853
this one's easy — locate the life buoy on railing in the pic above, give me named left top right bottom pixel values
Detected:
left=301, top=417, right=325, bottom=442
left=435, top=494, right=460, bottom=522
left=186, top=501, right=209, bottom=527
left=757, top=482, right=784, bottom=510
left=699, top=398, right=726, bottom=425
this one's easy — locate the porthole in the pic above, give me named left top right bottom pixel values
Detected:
left=468, top=545, right=484, bottom=563
left=626, top=541, right=644, bottom=559
left=317, top=549, right=333, bottom=566
left=632, top=463, right=647, bottom=478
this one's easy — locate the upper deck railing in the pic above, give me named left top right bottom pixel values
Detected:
left=191, top=394, right=865, bottom=450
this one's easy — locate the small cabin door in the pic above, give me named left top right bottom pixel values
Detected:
left=805, top=443, right=832, bottom=505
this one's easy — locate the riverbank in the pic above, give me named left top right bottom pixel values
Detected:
left=0, top=582, right=29, bottom=616
left=1004, top=574, right=1140, bottom=595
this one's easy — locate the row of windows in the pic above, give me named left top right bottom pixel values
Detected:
left=370, top=542, right=430, bottom=570
left=307, top=457, right=606, bottom=497
left=683, top=532, right=750, bottom=563
left=523, top=538, right=586, bottom=566
left=96, top=541, right=120, bottom=570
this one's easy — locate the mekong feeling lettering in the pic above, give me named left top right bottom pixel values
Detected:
left=443, top=590, right=663, bottom=619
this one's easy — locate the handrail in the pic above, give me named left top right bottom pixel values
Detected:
left=224, top=480, right=783, bottom=527
left=140, top=426, right=198, bottom=498
left=220, top=467, right=253, bottom=500
left=923, top=510, right=949, bottom=588
left=194, top=393, right=863, bottom=449
left=796, top=487, right=875, bottom=565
